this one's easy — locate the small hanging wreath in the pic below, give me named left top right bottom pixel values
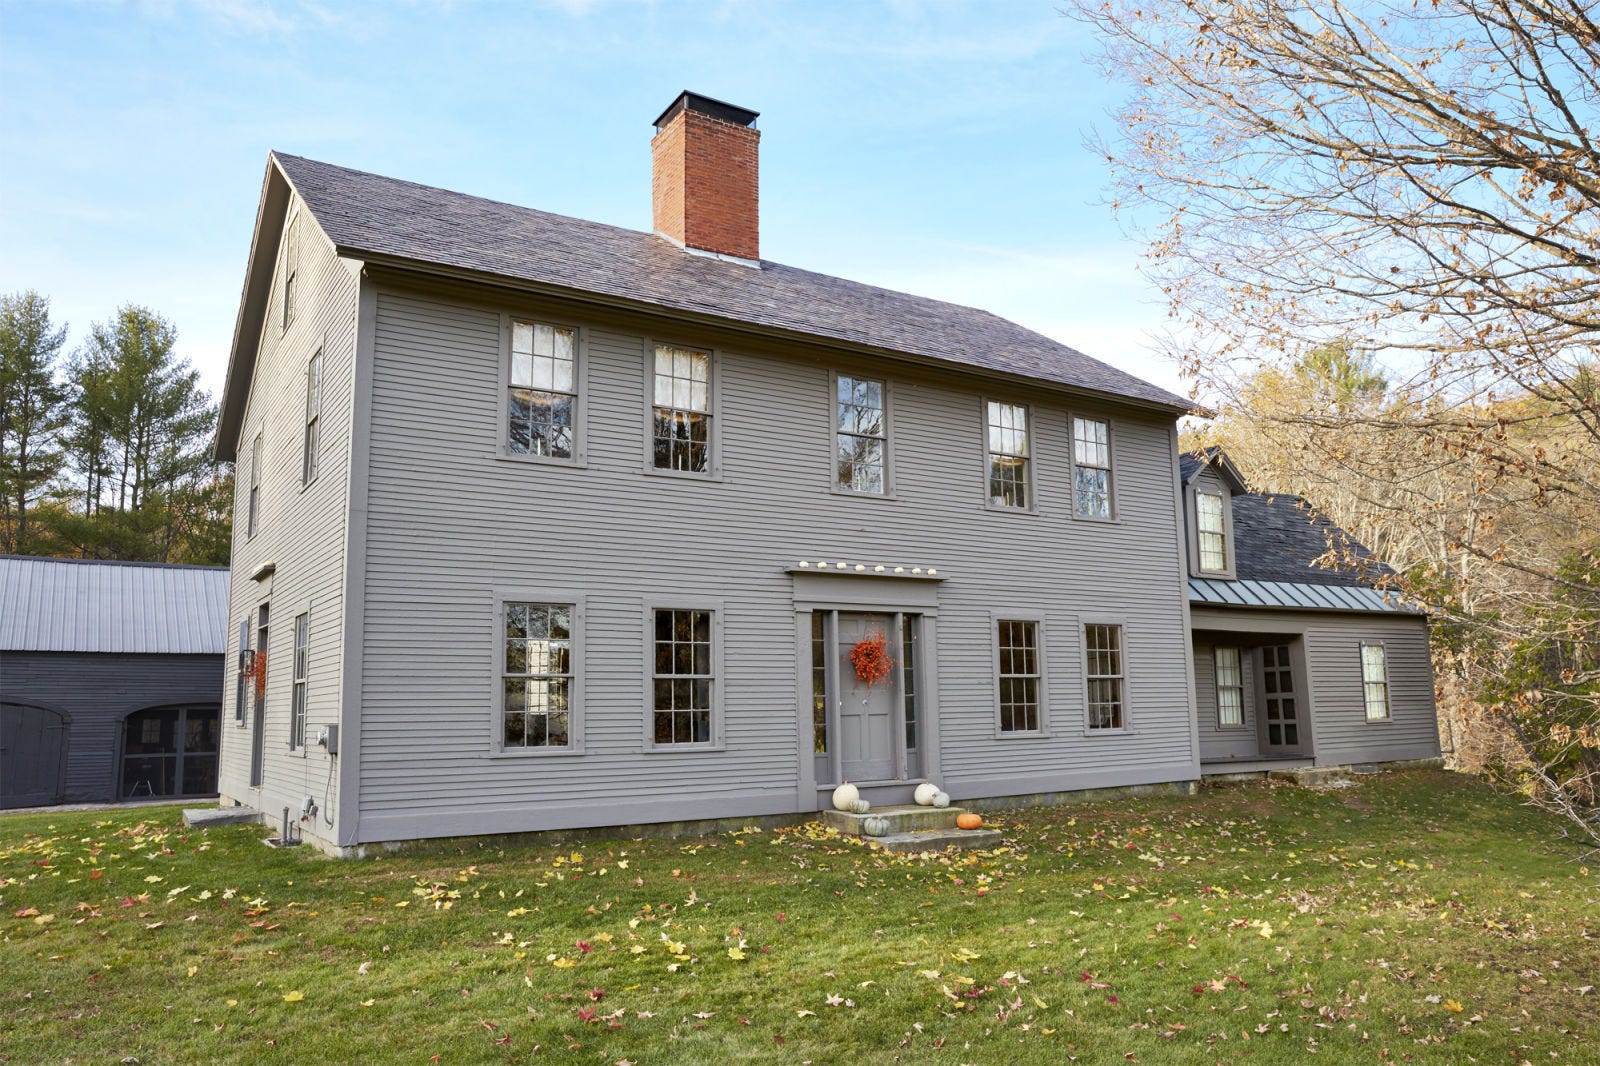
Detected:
left=849, top=630, right=895, bottom=688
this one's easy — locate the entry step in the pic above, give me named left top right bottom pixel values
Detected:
left=821, top=803, right=1001, bottom=851
left=869, top=827, right=1005, bottom=854
left=183, top=806, right=260, bottom=829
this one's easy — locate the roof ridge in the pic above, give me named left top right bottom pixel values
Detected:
left=0, top=554, right=229, bottom=572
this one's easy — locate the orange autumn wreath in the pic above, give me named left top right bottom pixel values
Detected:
left=849, top=630, right=895, bottom=688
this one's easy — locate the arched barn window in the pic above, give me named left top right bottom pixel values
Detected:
left=120, top=705, right=220, bottom=800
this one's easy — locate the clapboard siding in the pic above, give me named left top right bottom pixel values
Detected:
left=1189, top=606, right=1439, bottom=766
left=2, top=652, right=222, bottom=804
left=217, top=194, right=360, bottom=840
left=353, top=284, right=1196, bottom=841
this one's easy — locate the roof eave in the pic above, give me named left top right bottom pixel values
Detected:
left=349, top=250, right=1201, bottom=418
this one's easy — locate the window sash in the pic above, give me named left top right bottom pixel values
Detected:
left=282, top=214, right=299, bottom=329
left=997, top=619, right=1041, bottom=733
left=985, top=401, right=1030, bottom=508
left=247, top=434, right=262, bottom=537
left=835, top=374, right=887, bottom=493
left=1197, top=491, right=1227, bottom=570
left=290, top=613, right=308, bottom=749
left=652, top=608, right=714, bottom=745
left=1214, top=645, right=1244, bottom=726
left=652, top=345, right=711, bottom=473
left=509, top=322, right=577, bottom=459
left=502, top=602, right=574, bottom=749
left=302, top=350, right=322, bottom=485
left=1085, top=623, right=1124, bottom=730
left=1360, top=643, right=1391, bottom=720
left=1072, top=417, right=1112, bottom=517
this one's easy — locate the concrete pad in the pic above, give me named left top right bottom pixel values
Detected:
left=868, top=827, right=1004, bottom=854
left=183, top=807, right=259, bottom=828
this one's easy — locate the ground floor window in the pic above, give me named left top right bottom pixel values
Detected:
left=1361, top=642, right=1391, bottom=720
left=652, top=607, right=714, bottom=745
left=121, top=705, right=219, bottom=799
left=502, top=602, right=574, bottom=749
left=1085, top=623, right=1125, bottom=730
left=1214, top=645, right=1244, bottom=727
left=996, top=619, right=1041, bottom=733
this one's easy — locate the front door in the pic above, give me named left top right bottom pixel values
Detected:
left=835, top=612, right=899, bottom=782
left=1260, top=643, right=1302, bottom=753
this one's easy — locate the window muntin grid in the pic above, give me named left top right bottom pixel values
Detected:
left=811, top=612, right=828, bottom=754
left=985, top=401, right=1030, bottom=509
left=652, top=345, right=711, bottom=473
left=997, top=619, right=1041, bottom=733
left=290, top=613, right=309, bottom=749
left=1197, top=491, right=1228, bottom=571
left=247, top=433, right=262, bottom=538
left=302, top=349, right=322, bottom=486
left=1073, top=416, right=1112, bottom=517
left=835, top=374, right=887, bottom=493
left=653, top=608, right=713, bottom=744
left=1214, top=645, right=1244, bottom=726
left=502, top=602, right=573, bottom=748
left=1085, top=623, right=1124, bottom=730
left=508, top=322, right=577, bottom=459
left=1361, top=643, right=1391, bottom=720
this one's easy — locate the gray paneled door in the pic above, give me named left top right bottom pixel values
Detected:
left=835, top=612, right=897, bottom=782
left=0, top=703, right=68, bottom=808
left=1260, top=643, right=1302, bottom=753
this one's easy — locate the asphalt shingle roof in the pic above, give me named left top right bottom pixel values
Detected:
left=1229, top=493, right=1393, bottom=588
left=272, top=152, right=1192, bottom=412
left=0, top=556, right=230, bottom=655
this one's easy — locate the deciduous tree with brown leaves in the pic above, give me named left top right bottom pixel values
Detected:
left=1071, top=0, right=1600, bottom=846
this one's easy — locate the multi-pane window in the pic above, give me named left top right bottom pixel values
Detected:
left=1085, top=623, right=1125, bottom=730
left=247, top=433, right=262, bottom=538
left=508, top=322, right=577, bottom=459
left=1361, top=643, right=1391, bottom=720
left=835, top=375, right=887, bottom=493
left=282, top=212, right=299, bottom=329
left=1214, top=645, right=1244, bottom=727
left=1197, top=491, right=1228, bottom=571
left=997, top=620, right=1041, bottom=733
left=652, top=345, right=711, bottom=472
left=811, top=612, right=828, bottom=754
left=290, top=613, right=309, bottom=749
left=653, top=608, right=714, bottom=744
left=985, top=401, right=1030, bottom=508
left=902, top=615, right=919, bottom=750
left=235, top=617, right=250, bottom=723
left=302, top=349, right=322, bottom=486
left=502, top=603, right=573, bottom=748
left=1073, top=416, right=1112, bottom=517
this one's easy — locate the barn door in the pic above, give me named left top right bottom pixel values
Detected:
left=0, top=704, right=69, bottom=809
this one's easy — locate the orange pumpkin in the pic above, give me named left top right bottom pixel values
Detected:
left=956, top=812, right=983, bottom=830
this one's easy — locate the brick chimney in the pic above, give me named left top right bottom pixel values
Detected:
left=652, top=91, right=760, bottom=263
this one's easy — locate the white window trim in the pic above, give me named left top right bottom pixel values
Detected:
left=246, top=432, right=263, bottom=540
left=301, top=348, right=322, bottom=489
left=489, top=590, right=586, bottom=757
left=495, top=313, right=588, bottom=468
left=642, top=598, right=726, bottom=752
left=1080, top=615, right=1133, bottom=735
left=981, top=397, right=1037, bottom=514
left=1213, top=644, right=1248, bottom=730
left=642, top=339, right=721, bottom=481
left=990, top=610, right=1049, bottom=739
left=829, top=369, right=895, bottom=499
left=1068, top=412, right=1118, bottom=522
left=1360, top=641, right=1392, bottom=722
left=281, top=209, right=299, bottom=332
left=288, top=609, right=310, bottom=754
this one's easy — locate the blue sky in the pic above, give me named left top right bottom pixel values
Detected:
left=0, top=0, right=1183, bottom=401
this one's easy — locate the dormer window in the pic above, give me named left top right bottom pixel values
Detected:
left=1197, top=491, right=1228, bottom=571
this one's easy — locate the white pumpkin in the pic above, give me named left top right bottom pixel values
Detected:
left=913, top=782, right=940, bottom=807
left=932, top=790, right=951, bottom=809
left=832, top=782, right=860, bottom=812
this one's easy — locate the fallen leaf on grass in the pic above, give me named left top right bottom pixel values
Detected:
left=1443, top=999, right=1463, bottom=1013
left=283, top=990, right=305, bottom=1003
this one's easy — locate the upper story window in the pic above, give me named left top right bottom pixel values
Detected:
left=302, top=349, right=322, bottom=486
left=652, top=607, right=714, bottom=745
left=652, top=345, right=711, bottom=473
left=985, top=401, right=1031, bottom=509
left=1360, top=643, right=1391, bottom=720
left=997, top=619, right=1041, bottom=733
left=1085, top=623, right=1125, bottom=730
left=503, top=602, right=574, bottom=748
left=289, top=612, right=309, bottom=750
left=282, top=212, right=300, bottom=330
left=247, top=433, right=263, bottom=538
left=835, top=374, right=887, bottom=494
left=1214, top=645, right=1244, bottom=727
left=509, top=322, right=577, bottom=459
left=1072, top=416, right=1112, bottom=518
left=1197, top=491, right=1228, bottom=571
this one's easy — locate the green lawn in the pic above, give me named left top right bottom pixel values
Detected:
left=2, top=770, right=1595, bottom=1065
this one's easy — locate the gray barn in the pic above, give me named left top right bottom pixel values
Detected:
left=0, top=556, right=229, bottom=808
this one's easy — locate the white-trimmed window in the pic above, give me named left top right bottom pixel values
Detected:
left=835, top=374, right=887, bottom=494
left=1361, top=643, right=1391, bottom=720
left=302, top=349, right=322, bottom=486
left=985, top=401, right=1030, bottom=509
left=502, top=603, right=574, bottom=748
left=1072, top=416, right=1113, bottom=518
left=1085, top=623, right=1125, bottom=730
left=652, top=607, right=714, bottom=744
left=1197, top=491, right=1228, bottom=571
left=1214, top=645, right=1244, bottom=727
left=290, top=613, right=309, bottom=749
left=652, top=345, right=711, bottom=473
left=508, top=322, right=577, bottom=459
left=247, top=433, right=262, bottom=538
left=282, top=212, right=300, bottom=330
left=997, top=619, right=1041, bottom=733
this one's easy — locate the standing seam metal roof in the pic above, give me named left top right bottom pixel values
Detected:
left=0, top=556, right=230, bottom=655
left=1189, top=577, right=1416, bottom=614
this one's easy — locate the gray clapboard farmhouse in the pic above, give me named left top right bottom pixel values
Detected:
left=0, top=556, right=227, bottom=808
left=213, top=93, right=1436, bottom=853
left=1180, top=448, right=1440, bottom=772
